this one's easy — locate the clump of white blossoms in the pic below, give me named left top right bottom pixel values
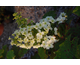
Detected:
left=9, top=12, right=67, bottom=50
left=56, top=12, right=67, bottom=24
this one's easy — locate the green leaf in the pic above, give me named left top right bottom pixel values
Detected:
left=2, top=45, right=8, bottom=58
left=71, top=37, right=79, bottom=55
left=66, top=25, right=80, bottom=41
left=0, top=49, right=4, bottom=58
left=54, top=34, right=79, bottom=59
left=54, top=35, right=73, bottom=59
left=18, top=48, right=28, bottom=58
left=6, top=50, right=15, bottom=59
left=11, top=45, right=20, bottom=58
left=2, top=45, right=7, bottom=49
left=11, top=45, right=28, bottom=58
left=38, top=47, right=48, bottom=59
left=32, top=28, right=38, bottom=37
left=54, top=40, right=64, bottom=51
left=64, top=9, right=74, bottom=25
left=31, top=53, right=41, bottom=59
left=49, top=48, right=56, bottom=59
left=42, top=11, right=56, bottom=18
left=58, top=23, right=66, bottom=37
left=75, top=45, right=80, bottom=59
left=73, top=6, right=80, bottom=16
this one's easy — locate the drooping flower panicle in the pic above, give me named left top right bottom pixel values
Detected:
left=9, top=12, right=67, bottom=49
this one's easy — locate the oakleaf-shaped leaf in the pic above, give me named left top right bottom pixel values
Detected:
left=54, top=35, right=73, bottom=59
left=54, top=34, right=79, bottom=59
left=6, top=50, right=15, bottom=59
left=38, top=47, right=48, bottom=59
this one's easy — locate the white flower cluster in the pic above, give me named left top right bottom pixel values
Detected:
left=9, top=12, right=67, bottom=50
left=56, top=12, right=67, bottom=24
